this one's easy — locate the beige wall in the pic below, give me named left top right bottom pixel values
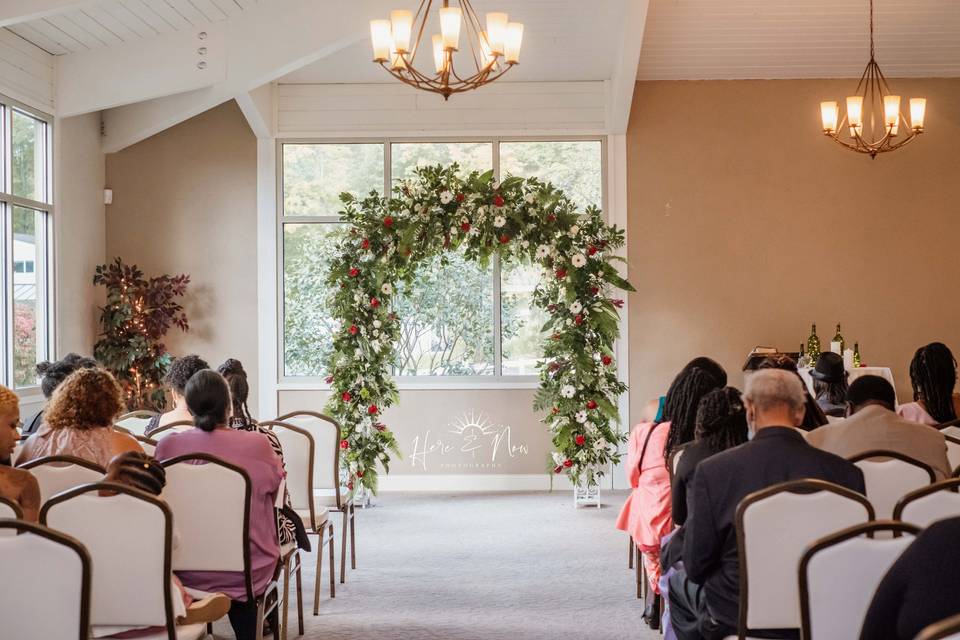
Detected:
left=105, top=101, right=259, bottom=414
left=627, top=78, right=960, bottom=420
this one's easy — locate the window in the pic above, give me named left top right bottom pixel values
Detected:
left=0, top=98, right=53, bottom=390
left=280, top=139, right=603, bottom=381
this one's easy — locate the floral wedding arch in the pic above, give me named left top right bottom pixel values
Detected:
left=323, top=164, right=634, bottom=492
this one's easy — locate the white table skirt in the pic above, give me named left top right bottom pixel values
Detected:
left=799, top=366, right=896, bottom=402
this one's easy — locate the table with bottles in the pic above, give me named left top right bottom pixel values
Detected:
left=798, top=366, right=897, bottom=401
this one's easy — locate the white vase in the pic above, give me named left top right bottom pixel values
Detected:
left=573, top=472, right=601, bottom=508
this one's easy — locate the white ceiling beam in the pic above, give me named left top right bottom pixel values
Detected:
left=100, top=0, right=367, bottom=152
left=0, top=0, right=94, bottom=27
left=235, top=83, right=275, bottom=139
left=607, top=0, right=650, bottom=134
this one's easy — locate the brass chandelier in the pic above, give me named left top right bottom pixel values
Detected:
left=819, top=0, right=926, bottom=158
left=369, top=0, right=524, bottom=100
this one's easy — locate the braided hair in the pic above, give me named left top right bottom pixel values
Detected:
left=218, top=358, right=254, bottom=425
left=909, top=342, right=958, bottom=423
left=695, top=387, right=748, bottom=454
left=105, top=451, right=166, bottom=496
left=662, top=366, right=724, bottom=459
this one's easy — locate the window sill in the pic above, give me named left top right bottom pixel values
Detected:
left=277, top=377, right=540, bottom=391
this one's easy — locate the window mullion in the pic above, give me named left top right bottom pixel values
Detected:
left=492, top=141, right=502, bottom=377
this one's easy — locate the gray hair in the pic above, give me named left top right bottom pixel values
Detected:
left=743, top=369, right=806, bottom=414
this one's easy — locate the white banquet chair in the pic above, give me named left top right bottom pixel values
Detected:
left=734, top=479, right=874, bottom=638
left=162, top=453, right=280, bottom=640
left=116, top=410, right=159, bottom=436
left=275, top=410, right=357, bottom=587
left=917, top=613, right=960, bottom=640
left=798, top=521, right=918, bottom=640
left=893, top=478, right=960, bottom=528
left=261, top=419, right=336, bottom=624
left=40, top=482, right=206, bottom=640
left=0, top=519, right=92, bottom=639
left=0, top=495, right=22, bottom=537
left=17, top=455, right=106, bottom=503
left=147, top=419, right=195, bottom=441
left=943, top=435, right=960, bottom=474
left=848, top=450, right=936, bottom=519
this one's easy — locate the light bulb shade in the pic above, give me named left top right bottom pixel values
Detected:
left=504, top=22, right=524, bottom=63
left=370, top=20, right=392, bottom=62
left=820, top=101, right=838, bottom=133
left=846, top=96, right=863, bottom=136
left=439, top=7, right=462, bottom=50
left=486, top=12, right=508, bottom=55
left=479, top=31, right=496, bottom=68
left=910, top=97, right=926, bottom=131
left=432, top=34, right=446, bottom=74
left=883, top=94, right=900, bottom=135
left=390, top=10, right=413, bottom=53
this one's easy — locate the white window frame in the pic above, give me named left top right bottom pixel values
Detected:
left=0, top=93, right=54, bottom=398
left=276, top=135, right=607, bottom=390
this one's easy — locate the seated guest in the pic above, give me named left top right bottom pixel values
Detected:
left=22, top=353, right=98, bottom=436
left=750, top=355, right=829, bottom=430
left=617, top=363, right=723, bottom=624
left=860, top=516, right=960, bottom=640
left=897, top=342, right=960, bottom=426
left=807, top=375, right=951, bottom=480
left=810, top=352, right=849, bottom=419
left=668, top=369, right=864, bottom=640
left=640, top=357, right=727, bottom=422
left=0, top=385, right=40, bottom=521
left=155, top=370, right=282, bottom=640
left=145, top=354, right=209, bottom=435
left=16, top=368, right=141, bottom=468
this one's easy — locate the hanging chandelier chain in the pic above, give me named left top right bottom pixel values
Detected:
left=869, top=0, right=875, bottom=59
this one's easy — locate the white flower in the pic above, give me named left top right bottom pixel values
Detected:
left=439, top=190, right=453, bottom=204
left=372, top=329, right=380, bottom=338
left=560, top=385, right=576, bottom=399
left=477, top=205, right=487, bottom=215
left=524, top=193, right=535, bottom=204
left=373, top=319, right=381, bottom=328
left=571, top=254, right=587, bottom=268
left=354, top=348, right=363, bottom=358
left=381, top=283, right=393, bottom=295
left=493, top=215, right=506, bottom=228
left=450, top=226, right=458, bottom=235
left=569, top=301, right=583, bottom=315
left=491, top=179, right=500, bottom=189
left=551, top=452, right=565, bottom=466
left=353, top=292, right=363, bottom=304
left=568, top=224, right=580, bottom=237
left=535, top=245, right=550, bottom=260
left=575, top=410, right=588, bottom=424
left=370, top=340, right=381, bottom=351
left=402, top=209, right=411, bottom=217
left=592, top=438, right=608, bottom=451
left=521, top=240, right=530, bottom=249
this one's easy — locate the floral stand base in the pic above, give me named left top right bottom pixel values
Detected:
left=573, top=477, right=601, bottom=508
left=354, top=484, right=373, bottom=509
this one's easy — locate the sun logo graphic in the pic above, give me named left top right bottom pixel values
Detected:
left=409, top=410, right=529, bottom=471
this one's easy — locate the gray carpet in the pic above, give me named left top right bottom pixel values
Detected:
left=211, top=490, right=657, bottom=640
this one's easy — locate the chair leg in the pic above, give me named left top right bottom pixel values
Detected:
left=255, top=598, right=266, bottom=640
left=340, top=509, right=348, bottom=584
left=206, top=622, right=213, bottom=637
left=328, top=521, right=336, bottom=598
left=313, top=531, right=323, bottom=616
left=349, top=503, right=357, bottom=570
left=628, top=535, right=634, bottom=569
left=636, top=546, right=643, bottom=599
left=281, top=555, right=291, bottom=640
left=295, top=553, right=304, bottom=635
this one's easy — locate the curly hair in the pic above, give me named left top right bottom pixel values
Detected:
left=36, top=353, right=98, bottom=399
left=45, top=368, right=124, bottom=431
left=0, top=384, right=18, bottom=415
left=163, top=354, right=209, bottom=395
left=218, top=358, right=254, bottom=424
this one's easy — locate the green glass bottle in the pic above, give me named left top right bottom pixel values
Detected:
left=833, top=323, right=845, bottom=354
left=853, top=343, right=861, bottom=368
left=806, top=324, right=821, bottom=363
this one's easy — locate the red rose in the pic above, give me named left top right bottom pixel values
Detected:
left=563, top=459, right=573, bottom=468
left=349, top=268, right=359, bottom=278
left=373, top=423, right=387, bottom=432
left=357, top=471, right=364, bottom=478
left=493, top=194, right=505, bottom=207
left=547, top=214, right=556, bottom=223
left=551, top=407, right=560, bottom=414
left=384, top=216, right=394, bottom=227
left=348, top=325, right=359, bottom=335
left=575, top=434, right=586, bottom=446
left=325, top=375, right=334, bottom=384
left=601, top=355, right=613, bottom=366
left=461, top=222, right=471, bottom=232
left=368, top=404, right=379, bottom=415
left=551, top=333, right=561, bottom=341
left=341, top=391, right=352, bottom=402
left=586, top=400, right=598, bottom=410
left=499, top=234, right=510, bottom=244
left=361, top=238, right=370, bottom=249
left=587, top=245, right=598, bottom=256
left=370, top=297, right=380, bottom=308
left=456, top=193, right=465, bottom=202
left=555, top=269, right=567, bottom=280
left=611, top=299, right=624, bottom=308
left=590, top=286, right=600, bottom=295
left=347, top=481, right=354, bottom=490
left=340, top=440, right=349, bottom=449
left=554, top=465, right=564, bottom=474
left=574, top=314, right=584, bottom=325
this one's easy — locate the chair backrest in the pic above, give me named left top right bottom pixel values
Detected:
left=799, top=521, right=918, bottom=640
left=161, top=453, right=254, bottom=600
left=917, top=613, right=960, bottom=640
left=893, top=479, right=960, bottom=528
left=736, top=479, right=874, bottom=634
left=849, top=450, right=936, bottom=519
left=945, top=435, right=960, bottom=474
left=275, top=410, right=342, bottom=508
left=135, top=435, right=158, bottom=457
left=148, top=419, right=194, bottom=440
left=940, top=424, right=960, bottom=439
left=260, top=420, right=315, bottom=515
left=0, top=520, right=91, bottom=640
left=0, top=495, right=23, bottom=537
left=116, top=411, right=159, bottom=436
left=40, top=483, right=176, bottom=637
left=18, top=455, right=106, bottom=504
left=667, top=443, right=688, bottom=481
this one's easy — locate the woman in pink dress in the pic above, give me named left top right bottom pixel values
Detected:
left=616, top=364, right=724, bottom=622
left=897, top=342, right=960, bottom=426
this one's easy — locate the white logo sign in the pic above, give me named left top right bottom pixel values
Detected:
left=409, top=410, right=529, bottom=471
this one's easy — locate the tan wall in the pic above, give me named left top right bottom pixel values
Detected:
left=104, top=101, right=259, bottom=413
left=627, top=78, right=960, bottom=421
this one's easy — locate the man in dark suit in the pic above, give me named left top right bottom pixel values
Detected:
left=668, top=369, right=865, bottom=640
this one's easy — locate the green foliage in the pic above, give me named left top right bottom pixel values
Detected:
left=92, top=258, right=190, bottom=411
left=325, top=164, right=633, bottom=491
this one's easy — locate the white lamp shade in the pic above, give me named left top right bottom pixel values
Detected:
left=846, top=96, right=863, bottom=135
left=370, top=20, right=392, bottom=62
left=504, top=22, right=524, bottom=63
left=486, top=12, right=508, bottom=55
left=910, top=98, right=926, bottom=131
left=390, top=10, right=413, bottom=53
left=820, top=101, right=838, bottom=133
left=883, top=94, right=900, bottom=135
left=432, top=34, right=446, bottom=73
left=439, top=7, right=462, bottom=51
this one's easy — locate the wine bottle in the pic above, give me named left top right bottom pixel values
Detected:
left=806, top=324, right=821, bottom=363
left=833, top=323, right=845, bottom=354
left=853, top=343, right=861, bottom=368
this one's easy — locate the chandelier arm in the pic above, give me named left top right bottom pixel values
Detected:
left=460, top=0, right=486, bottom=74
left=409, top=0, right=432, bottom=62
